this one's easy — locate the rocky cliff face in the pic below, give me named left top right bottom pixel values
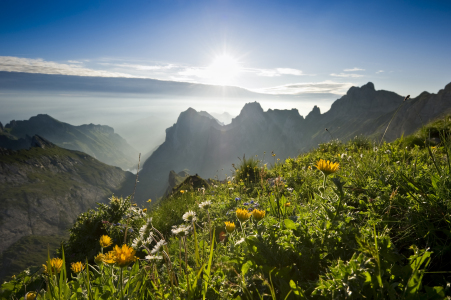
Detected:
left=2, top=114, right=138, bottom=170
left=134, top=82, right=451, bottom=202
left=0, top=137, right=135, bottom=256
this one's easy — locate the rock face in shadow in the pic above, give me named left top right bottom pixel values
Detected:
left=2, top=114, right=138, bottom=170
left=0, top=138, right=135, bottom=256
left=133, top=82, right=451, bottom=202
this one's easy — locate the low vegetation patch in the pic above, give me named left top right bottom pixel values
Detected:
left=2, top=117, right=451, bottom=299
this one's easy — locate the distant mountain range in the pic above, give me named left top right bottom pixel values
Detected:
left=0, top=114, right=138, bottom=170
left=0, top=136, right=135, bottom=280
left=134, top=81, right=451, bottom=202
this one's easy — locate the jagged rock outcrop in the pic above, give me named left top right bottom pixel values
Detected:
left=2, top=114, right=138, bottom=170
left=134, top=82, right=451, bottom=202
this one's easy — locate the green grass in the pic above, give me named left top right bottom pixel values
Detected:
left=2, top=115, right=451, bottom=299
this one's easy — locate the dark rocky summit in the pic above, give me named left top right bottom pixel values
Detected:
left=134, top=82, right=451, bottom=202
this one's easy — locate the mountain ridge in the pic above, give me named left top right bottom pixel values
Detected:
left=1, top=114, right=139, bottom=170
left=134, top=81, right=451, bottom=202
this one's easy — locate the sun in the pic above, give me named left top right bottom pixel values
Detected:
left=206, top=54, right=241, bottom=85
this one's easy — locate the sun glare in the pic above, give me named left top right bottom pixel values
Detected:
left=207, top=54, right=241, bottom=85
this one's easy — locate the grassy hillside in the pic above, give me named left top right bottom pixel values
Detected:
left=1, top=115, right=451, bottom=299
left=0, top=143, right=135, bottom=281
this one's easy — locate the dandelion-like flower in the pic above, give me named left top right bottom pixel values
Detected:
left=180, top=190, right=185, bottom=194
left=314, top=159, right=339, bottom=176
left=94, top=253, right=104, bottom=265
left=284, top=202, right=291, bottom=207
left=147, top=199, right=152, bottom=203
left=102, top=251, right=117, bottom=265
left=199, top=200, right=212, bottom=210
left=143, top=208, right=147, bottom=213
left=113, top=244, right=137, bottom=268
left=236, top=208, right=251, bottom=222
left=151, top=239, right=167, bottom=254
left=252, top=209, right=266, bottom=221
left=43, top=257, right=63, bottom=274
left=182, top=210, right=197, bottom=222
left=224, top=221, right=235, bottom=233
left=70, top=262, right=84, bottom=274
left=100, top=235, right=113, bottom=248
left=25, top=292, right=37, bottom=300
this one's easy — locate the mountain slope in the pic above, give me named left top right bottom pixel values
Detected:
left=2, top=114, right=138, bottom=170
left=0, top=136, right=135, bottom=279
left=134, top=82, right=451, bottom=202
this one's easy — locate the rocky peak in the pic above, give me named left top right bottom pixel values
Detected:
left=5, top=120, right=17, bottom=129
left=0, top=121, right=3, bottom=132
left=240, top=102, right=264, bottom=116
left=346, top=82, right=375, bottom=96
left=305, top=105, right=321, bottom=121
left=30, top=135, right=54, bottom=149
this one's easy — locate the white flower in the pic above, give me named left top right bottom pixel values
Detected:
left=145, top=255, right=163, bottom=261
left=132, top=237, right=142, bottom=248
left=172, top=224, right=191, bottom=236
left=151, top=239, right=167, bottom=254
left=360, top=154, right=364, bottom=158
left=287, top=188, right=294, bottom=192
left=199, top=200, right=212, bottom=210
left=341, top=153, right=347, bottom=159
left=182, top=210, right=197, bottom=222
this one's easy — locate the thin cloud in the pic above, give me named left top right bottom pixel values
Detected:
left=330, top=73, right=364, bottom=78
left=343, top=67, right=365, bottom=72
left=0, top=56, right=139, bottom=78
left=376, top=70, right=384, bottom=74
left=98, top=62, right=176, bottom=71
left=255, top=81, right=354, bottom=95
left=253, top=67, right=305, bottom=77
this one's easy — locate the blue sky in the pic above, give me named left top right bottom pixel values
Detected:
left=1, top=0, right=451, bottom=105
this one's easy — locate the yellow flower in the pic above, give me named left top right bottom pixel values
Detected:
left=236, top=208, right=251, bottom=222
left=100, top=235, right=113, bottom=248
left=224, top=221, right=235, bottom=233
left=147, top=199, right=152, bottom=203
left=308, top=166, right=312, bottom=170
left=284, top=202, right=291, bottom=207
left=272, top=153, right=276, bottom=157
left=252, top=209, right=266, bottom=221
left=70, top=262, right=84, bottom=274
left=43, top=257, right=63, bottom=274
left=133, top=203, right=137, bottom=206
left=102, top=251, right=116, bottom=265
left=315, top=159, right=339, bottom=176
left=25, top=292, right=37, bottom=300
left=180, top=190, right=185, bottom=194
left=113, top=244, right=138, bottom=268
left=94, top=253, right=105, bottom=265
left=143, top=208, right=147, bottom=213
